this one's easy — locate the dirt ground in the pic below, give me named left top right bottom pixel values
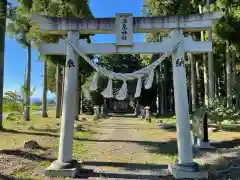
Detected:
left=80, top=116, right=173, bottom=180
left=0, top=115, right=240, bottom=180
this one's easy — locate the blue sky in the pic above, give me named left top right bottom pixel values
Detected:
left=5, top=0, right=145, bottom=99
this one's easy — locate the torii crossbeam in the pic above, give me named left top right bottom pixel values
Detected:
left=39, top=37, right=212, bottom=55
left=32, top=12, right=221, bottom=34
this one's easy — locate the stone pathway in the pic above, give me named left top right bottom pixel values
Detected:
left=79, top=116, right=173, bottom=180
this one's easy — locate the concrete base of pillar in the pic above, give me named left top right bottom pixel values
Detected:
left=194, top=140, right=215, bottom=149
left=192, top=135, right=215, bottom=149
left=168, top=163, right=208, bottom=179
left=45, top=160, right=82, bottom=178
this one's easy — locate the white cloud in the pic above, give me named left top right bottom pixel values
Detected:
left=3, top=87, right=20, bottom=94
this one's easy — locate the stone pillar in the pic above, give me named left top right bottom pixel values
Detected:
left=45, top=31, right=81, bottom=178
left=145, top=106, right=151, bottom=122
left=134, top=101, right=140, bottom=117
left=171, top=29, right=193, bottom=165
left=140, top=106, right=145, bottom=119
left=168, top=29, right=208, bottom=179
left=93, top=105, right=100, bottom=119
left=169, top=29, right=208, bottom=179
left=195, top=112, right=214, bottom=149
left=100, top=106, right=104, bottom=117
left=103, top=99, right=108, bottom=116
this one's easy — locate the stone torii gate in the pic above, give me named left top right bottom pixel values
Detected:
left=32, top=12, right=222, bottom=179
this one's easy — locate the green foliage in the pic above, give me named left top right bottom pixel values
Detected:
left=215, top=15, right=240, bottom=48
left=32, top=101, right=42, bottom=106
left=21, top=83, right=36, bottom=106
left=147, top=0, right=197, bottom=16
left=98, top=54, right=142, bottom=73
left=82, top=72, right=105, bottom=107
left=207, top=98, right=240, bottom=126
left=7, top=4, right=31, bottom=47
left=46, top=55, right=94, bottom=93
left=3, top=91, right=23, bottom=114
left=17, top=0, right=93, bottom=47
left=79, top=55, right=94, bottom=82
left=46, top=60, right=59, bottom=93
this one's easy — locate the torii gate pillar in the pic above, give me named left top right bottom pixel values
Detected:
left=168, top=29, right=207, bottom=179
left=45, top=31, right=81, bottom=177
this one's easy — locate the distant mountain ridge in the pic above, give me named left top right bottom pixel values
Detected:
left=31, top=97, right=56, bottom=103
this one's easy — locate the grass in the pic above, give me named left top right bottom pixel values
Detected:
left=137, top=116, right=240, bottom=164
left=0, top=112, right=96, bottom=179
left=3, top=104, right=56, bottom=114
left=137, top=117, right=239, bottom=179
left=151, top=115, right=177, bottom=125
left=131, top=117, right=178, bottom=164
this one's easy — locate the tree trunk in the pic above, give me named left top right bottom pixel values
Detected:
left=203, top=55, right=208, bottom=106
left=163, top=59, right=171, bottom=114
left=206, top=0, right=214, bottom=104
left=232, top=54, right=237, bottom=107
left=199, top=4, right=208, bottom=106
left=214, top=75, right=218, bottom=99
left=60, top=67, right=65, bottom=115
left=160, top=66, right=164, bottom=115
left=55, top=62, right=62, bottom=118
left=225, top=1, right=232, bottom=107
left=80, top=89, right=83, bottom=114
left=217, top=77, right=221, bottom=98
left=0, top=0, right=7, bottom=129
left=75, top=74, right=80, bottom=120
left=155, top=67, right=160, bottom=115
left=208, top=30, right=214, bottom=103
left=78, top=74, right=83, bottom=114
left=42, top=60, right=48, bottom=117
left=190, top=54, right=197, bottom=112
left=196, top=60, right=202, bottom=106
left=232, top=54, right=237, bottom=108
left=226, top=40, right=232, bottom=107
left=157, top=67, right=161, bottom=115
left=24, top=43, right=31, bottom=121
left=187, top=61, right=192, bottom=113
left=163, top=60, right=168, bottom=114
left=232, top=54, right=236, bottom=86
left=196, top=61, right=200, bottom=81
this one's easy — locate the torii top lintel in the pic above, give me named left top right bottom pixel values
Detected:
left=31, top=12, right=222, bottom=35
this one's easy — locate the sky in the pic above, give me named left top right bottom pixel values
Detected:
left=4, top=0, right=145, bottom=99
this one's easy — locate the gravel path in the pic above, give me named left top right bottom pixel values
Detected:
left=80, top=117, right=172, bottom=180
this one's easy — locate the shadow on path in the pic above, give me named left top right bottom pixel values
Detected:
left=83, top=161, right=168, bottom=170
left=77, top=168, right=173, bottom=180
left=209, top=124, right=240, bottom=132
left=212, top=138, right=240, bottom=149
left=108, top=113, right=137, bottom=118
left=0, top=128, right=59, bottom=138
left=0, top=149, right=55, bottom=162
left=0, top=174, right=33, bottom=180
left=79, top=138, right=179, bottom=156
left=28, top=127, right=60, bottom=133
